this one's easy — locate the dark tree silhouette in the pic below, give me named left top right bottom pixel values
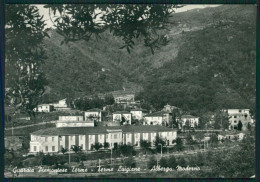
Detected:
left=43, top=4, right=181, bottom=54
left=237, top=121, right=243, bottom=131
left=71, top=145, right=82, bottom=153
left=91, top=143, right=103, bottom=151
left=5, top=5, right=49, bottom=116
left=140, top=140, right=151, bottom=153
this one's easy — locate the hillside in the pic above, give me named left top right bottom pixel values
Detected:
left=37, top=5, right=256, bottom=112
left=138, top=5, right=256, bottom=114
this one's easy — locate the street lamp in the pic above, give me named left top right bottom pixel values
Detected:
left=110, top=147, right=113, bottom=166
left=69, top=148, right=71, bottom=164
left=159, top=144, right=162, bottom=157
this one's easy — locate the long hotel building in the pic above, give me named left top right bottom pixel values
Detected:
left=30, top=117, right=177, bottom=153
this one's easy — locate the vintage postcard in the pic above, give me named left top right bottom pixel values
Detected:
left=3, top=3, right=256, bottom=178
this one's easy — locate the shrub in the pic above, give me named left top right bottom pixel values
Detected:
left=23, top=157, right=41, bottom=167
left=104, top=142, right=110, bottom=149
left=196, top=152, right=205, bottom=166
left=42, top=154, right=58, bottom=166
left=167, top=155, right=177, bottom=169
left=176, top=137, right=184, bottom=151
left=147, top=155, right=157, bottom=169
left=92, top=143, right=103, bottom=151
left=159, top=157, right=168, bottom=167
left=79, top=153, right=87, bottom=161
left=61, top=147, right=68, bottom=154
left=177, top=157, right=187, bottom=167
left=140, top=140, right=151, bottom=153
left=124, top=156, right=136, bottom=168
left=118, top=144, right=135, bottom=157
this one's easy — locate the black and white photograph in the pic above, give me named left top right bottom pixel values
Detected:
left=3, top=3, right=256, bottom=178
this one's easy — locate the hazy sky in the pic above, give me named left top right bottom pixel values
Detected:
left=37, top=5, right=220, bottom=29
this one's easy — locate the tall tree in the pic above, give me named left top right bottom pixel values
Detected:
left=237, top=121, right=243, bottom=131
left=104, top=94, right=115, bottom=105
left=5, top=5, right=49, bottom=116
left=214, top=110, right=230, bottom=130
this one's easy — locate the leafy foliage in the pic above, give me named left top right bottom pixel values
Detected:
left=104, top=94, right=115, bottom=105
left=175, top=137, right=184, bottom=151
left=44, top=4, right=178, bottom=54
left=167, top=155, right=178, bottom=169
left=136, top=5, right=256, bottom=114
left=153, top=135, right=166, bottom=152
left=159, top=157, right=168, bottom=167
left=5, top=5, right=49, bottom=116
left=123, top=156, right=136, bottom=168
left=207, top=135, right=255, bottom=177
left=118, top=144, right=135, bottom=157
left=104, top=142, right=110, bottom=149
left=237, top=120, right=243, bottom=131
left=140, top=140, right=151, bottom=153
left=71, top=145, right=82, bottom=153
left=214, top=110, right=230, bottom=129
left=147, top=155, right=157, bottom=169
left=61, top=147, right=68, bottom=154
left=91, top=143, right=103, bottom=151
left=74, top=96, right=104, bottom=111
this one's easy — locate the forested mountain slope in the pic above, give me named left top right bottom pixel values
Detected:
left=39, top=5, right=256, bottom=113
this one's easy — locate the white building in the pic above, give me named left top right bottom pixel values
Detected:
left=112, top=111, right=132, bottom=125
left=223, top=109, right=251, bottom=130
left=34, top=104, right=54, bottom=113
left=130, top=108, right=148, bottom=120
left=162, top=104, right=180, bottom=113
left=85, top=108, right=103, bottom=122
left=29, top=125, right=177, bottom=153
left=143, top=111, right=171, bottom=126
left=217, top=131, right=245, bottom=141
left=51, top=99, right=70, bottom=110
left=176, top=115, right=199, bottom=128
left=109, top=90, right=135, bottom=104
left=56, top=116, right=94, bottom=128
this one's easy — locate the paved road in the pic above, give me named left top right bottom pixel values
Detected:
left=5, top=121, right=56, bottom=131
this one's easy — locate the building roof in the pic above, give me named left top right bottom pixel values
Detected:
left=85, top=108, right=103, bottom=112
left=31, top=125, right=176, bottom=136
left=109, top=90, right=135, bottom=98
left=119, top=125, right=175, bottom=133
left=38, top=104, right=52, bottom=106
left=224, top=109, right=250, bottom=110
left=131, top=108, right=148, bottom=112
left=113, top=111, right=131, bottom=114
left=164, top=104, right=180, bottom=109
left=181, top=115, right=199, bottom=119
left=144, top=111, right=170, bottom=117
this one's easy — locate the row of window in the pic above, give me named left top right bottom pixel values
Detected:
left=232, top=115, right=248, bottom=118
left=43, top=132, right=174, bottom=142
left=34, top=136, right=174, bottom=152
left=33, top=146, right=56, bottom=152
left=233, top=120, right=242, bottom=124
left=33, top=144, right=86, bottom=152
